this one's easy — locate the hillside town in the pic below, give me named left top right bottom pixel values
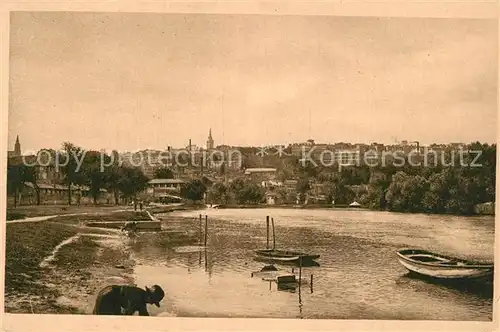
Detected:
left=6, top=129, right=496, bottom=215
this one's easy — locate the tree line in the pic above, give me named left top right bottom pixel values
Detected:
left=361, top=143, right=496, bottom=214
left=7, top=142, right=150, bottom=207
left=213, top=142, right=496, bottom=214
left=301, top=142, right=496, bottom=214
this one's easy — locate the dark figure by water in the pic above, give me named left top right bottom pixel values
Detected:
left=93, top=284, right=165, bottom=316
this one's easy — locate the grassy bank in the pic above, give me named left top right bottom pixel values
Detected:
left=5, top=222, right=85, bottom=313
left=5, top=222, right=78, bottom=296
left=6, top=211, right=27, bottom=221
left=4, top=221, right=134, bottom=314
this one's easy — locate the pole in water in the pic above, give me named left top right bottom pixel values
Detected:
left=199, top=214, right=202, bottom=244
left=298, top=256, right=302, bottom=291
left=266, top=216, right=270, bottom=249
left=204, top=245, right=208, bottom=270
left=310, top=274, right=314, bottom=293
left=204, top=215, right=208, bottom=247
left=271, top=218, right=276, bottom=250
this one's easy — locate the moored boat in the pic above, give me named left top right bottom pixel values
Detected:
left=396, top=248, right=493, bottom=280
left=255, top=217, right=319, bottom=265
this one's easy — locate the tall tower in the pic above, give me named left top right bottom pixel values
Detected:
left=14, top=135, right=21, bottom=156
left=206, top=128, right=214, bottom=150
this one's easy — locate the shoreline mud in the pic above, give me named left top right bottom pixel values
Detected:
left=4, top=221, right=136, bottom=314
left=4, top=206, right=199, bottom=315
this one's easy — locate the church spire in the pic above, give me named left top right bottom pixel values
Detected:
left=206, top=128, right=214, bottom=150
left=14, top=135, right=21, bottom=155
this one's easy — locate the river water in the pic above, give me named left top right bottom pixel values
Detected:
left=130, top=208, right=494, bottom=321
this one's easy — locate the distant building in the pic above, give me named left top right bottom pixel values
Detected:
left=261, top=180, right=283, bottom=189
left=206, top=128, right=214, bottom=150
left=265, top=191, right=278, bottom=205
left=244, top=168, right=277, bottom=182
left=146, top=179, right=186, bottom=198
left=334, top=149, right=360, bottom=166
left=121, top=149, right=176, bottom=179
left=291, top=141, right=314, bottom=156
left=7, top=152, right=112, bottom=205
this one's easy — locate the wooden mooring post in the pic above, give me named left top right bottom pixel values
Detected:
left=271, top=218, right=276, bottom=250
left=310, top=274, right=314, bottom=293
left=204, top=215, right=208, bottom=247
left=199, top=214, right=202, bottom=244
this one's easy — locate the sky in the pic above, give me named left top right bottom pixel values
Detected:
left=8, top=12, right=498, bottom=153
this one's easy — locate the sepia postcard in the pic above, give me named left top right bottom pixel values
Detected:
left=1, top=1, right=498, bottom=332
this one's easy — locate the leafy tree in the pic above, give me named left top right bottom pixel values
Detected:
left=325, top=178, right=355, bottom=205
left=299, top=159, right=318, bottom=178
left=229, top=178, right=264, bottom=204
left=296, top=177, right=310, bottom=204
left=363, top=170, right=391, bottom=209
left=181, top=179, right=207, bottom=202
left=81, top=151, right=110, bottom=204
left=385, top=172, right=429, bottom=213
left=154, top=167, right=174, bottom=179
left=209, top=182, right=228, bottom=204
left=60, top=142, right=86, bottom=205
left=7, top=163, right=28, bottom=207
left=115, top=166, right=149, bottom=201
left=219, top=162, right=226, bottom=176
left=106, top=164, right=121, bottom=205
left=276, top=187, right=294, bottom=204
left=421, top=170, right=453, bottom=213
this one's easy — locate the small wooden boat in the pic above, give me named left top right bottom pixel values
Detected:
left=254, top=249, right=320, bottom=263
left=255, top=217, right=319, bottom=265
left=396, top=248, right=493, bottom=280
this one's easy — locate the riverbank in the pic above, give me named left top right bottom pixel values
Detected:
left=213, top=203, right=369, bottom=210
left=210, top=203, right=495, bottom=216
left=4, top=205, right=201, bottom=314
left=4, top=221, right=134, bottom=314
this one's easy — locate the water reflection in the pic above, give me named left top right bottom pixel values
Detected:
left=397, top=272, right=494, bottom=300
left=252, top=262, right=315, bottom=320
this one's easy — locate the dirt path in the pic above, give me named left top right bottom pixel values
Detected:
left=6, top=209, right=133, bottom=224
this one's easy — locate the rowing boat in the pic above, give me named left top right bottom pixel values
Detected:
left=396, top=248, right=493, bottom=280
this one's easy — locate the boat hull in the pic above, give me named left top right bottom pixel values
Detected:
left=254, top=249, right=320, bottom=264
left=396, top=249, right=493, bottom=280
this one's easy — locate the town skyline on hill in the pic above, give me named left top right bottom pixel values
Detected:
left=7, top=131, right=494, bottom=157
